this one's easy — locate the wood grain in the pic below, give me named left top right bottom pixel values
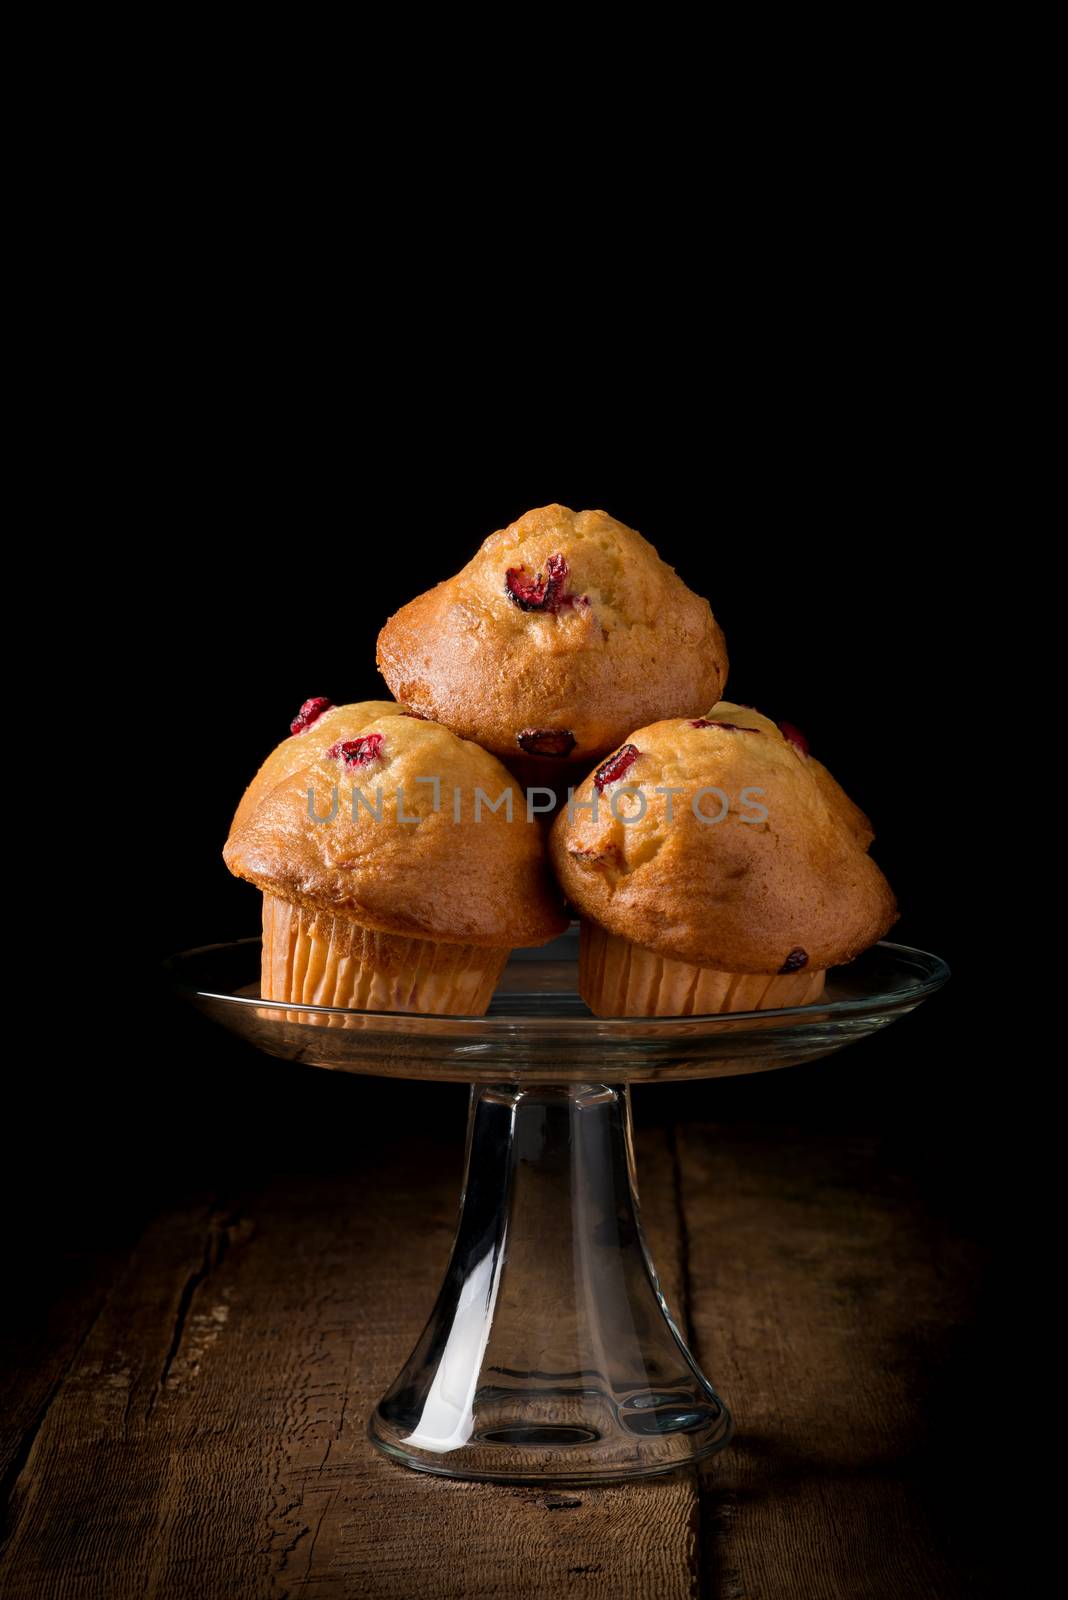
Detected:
left=679, top=1124, right=990, bottom=1600
left=0, top=1132, right=704, bottom=1599
left=0, top=1115, right=987, bottom=1598
left=1, top=1213, right=144, bottom=1511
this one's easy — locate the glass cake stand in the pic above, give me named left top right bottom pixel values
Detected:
left=166, top=926, right=948, bottom=1485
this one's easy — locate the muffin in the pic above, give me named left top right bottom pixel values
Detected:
left=224, top=711, right=567, bottom=1014
left=376, top=505, right=728, bottom=787
left=549, top=704, right=897, bottom=1015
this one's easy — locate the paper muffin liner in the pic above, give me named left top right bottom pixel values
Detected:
left=579, top=920, right=826, bottom=1017
left=261, top=894, right=509, bottom=1016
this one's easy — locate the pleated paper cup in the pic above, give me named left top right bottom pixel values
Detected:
left=579, top=919, right=825, bottom=1017
left=261, top=894, right=508, bottom=1016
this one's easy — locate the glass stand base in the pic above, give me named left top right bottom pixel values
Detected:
left=369, top=1083, right=733, bottom=1484
left=173, top=931, right=949, bottom=1482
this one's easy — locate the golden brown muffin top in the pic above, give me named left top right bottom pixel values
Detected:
left=230, top=698, right=402, bottom=837
left=376, top=504, right=727, bottom=766
left=549, top=703, right=897, bottom=974
left=225, top=712, right=567, bottom=948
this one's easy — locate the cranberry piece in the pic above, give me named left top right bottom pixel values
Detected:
left=290, top=697, right=333, bottom=735
left=691, top=719, right=758, bottom=732
left=593, top=744, right=640, bottom=791
left=505, top=552, right=577, bottom=613
left=778, top=721, right=810, bottom=756
left=516, top=728, right=577, bottom=758
left=779, top=947, right=809, bottom=974
left=326, top=733, right=384, bottom=767
left=568, top=842, right=622, bottom=865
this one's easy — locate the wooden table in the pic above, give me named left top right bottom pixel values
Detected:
left=0, top=1061, right=992, bottom=1599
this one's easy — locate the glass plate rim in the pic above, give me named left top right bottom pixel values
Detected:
left=164, top=934, right=951, bottom=1033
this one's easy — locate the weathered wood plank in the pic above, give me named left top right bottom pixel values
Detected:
left=0, top=1130, right=703, bottom=1600
left=678, top=1123, right=989, bottom=1600
left=1, top=1113, right=987, bottom=1599
left=1, top=1226, right=141, bottom=1503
